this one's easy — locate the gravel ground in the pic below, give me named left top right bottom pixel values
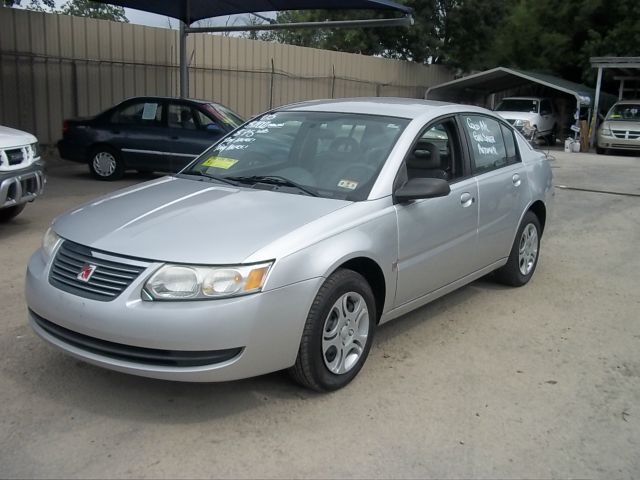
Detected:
left=0, top=150, right=639, bottom=479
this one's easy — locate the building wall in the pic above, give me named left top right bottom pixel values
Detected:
left=0, top=8, right=453, bottom=144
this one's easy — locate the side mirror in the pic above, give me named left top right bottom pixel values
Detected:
left=206, top=123, right=223, bottom=133
left=394, top=177, right=451, bottom=203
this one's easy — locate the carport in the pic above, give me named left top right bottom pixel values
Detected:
left=589, top=57, right=640, bottom=146
left=425, top=67, right=616, bottom=139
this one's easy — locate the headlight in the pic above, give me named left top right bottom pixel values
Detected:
left=42, top=227, right=60, bottom=258
left=514, top=119, right=531, bottom=128
left=143, top=262, right=273, bottom=300
left=600, top=127, right=612, bottom=136
left=30, top=142, right=41, bottom=159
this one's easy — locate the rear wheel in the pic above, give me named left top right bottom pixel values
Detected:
left=0, top=203, right=26, bottom=222
left=495, top=211, right=541, bottom=287
left=289, top=269, right=376, bottom=391
left=89, top=146, right=124, bottom=181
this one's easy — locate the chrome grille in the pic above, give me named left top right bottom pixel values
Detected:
left=5, top=148, right=25, bottom=165
left=49, top=241, right=147, bottom=301
left=612, top=130, right=640, bottom=140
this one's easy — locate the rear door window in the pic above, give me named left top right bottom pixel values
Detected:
left=111, top=101, right=163, bottom=126
left=461, top=115, right=508, bottom=174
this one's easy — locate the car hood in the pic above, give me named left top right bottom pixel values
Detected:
left=53, top=176, right=351, bottom=264
left=0, top=125, right=37, bottom=148
left=495, top=111, right=539, bottom=122
left=602, top=120, right=640, bottom=131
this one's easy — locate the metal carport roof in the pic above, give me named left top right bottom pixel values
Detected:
left=426, top=66, right=614, bottom=109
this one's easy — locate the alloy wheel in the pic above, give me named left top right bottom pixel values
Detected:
left=518, top=223, right=539, bottom=275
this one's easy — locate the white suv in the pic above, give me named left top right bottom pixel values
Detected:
left=495, top=97, right=559, bottom=145
left=0, top=125, right=45, bottom=222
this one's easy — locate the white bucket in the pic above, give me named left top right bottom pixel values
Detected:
left=571, top=141, right=581, bottom=153
left=564, top=138, right=573, bottom=152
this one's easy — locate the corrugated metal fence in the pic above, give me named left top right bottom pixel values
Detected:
left=0, top=8, right=453, bottom=144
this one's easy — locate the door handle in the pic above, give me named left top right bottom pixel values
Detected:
left=460, top=192, right=475, bottom=207
left=512, top=174, right=522, bottom=187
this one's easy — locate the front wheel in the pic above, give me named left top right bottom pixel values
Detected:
left=0, top=203, right=26, bottom=222
left=89, top=146, right=124, bottom=181
left=495, top=211, right=541, bottom=287
left=289, top=269, right=376, bottom=391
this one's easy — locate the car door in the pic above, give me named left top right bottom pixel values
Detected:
left=165, top=102, right=227, bottom=172
left=539, top=99, right=554, bottom=134
left=109, top=99, right=171, bottom=169
left=394, top=116, right=479, bottom=307
left=460, top=114, right=530, bottom=265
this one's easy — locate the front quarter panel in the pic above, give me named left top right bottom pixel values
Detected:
left=247, top=197, right=399, bottom=318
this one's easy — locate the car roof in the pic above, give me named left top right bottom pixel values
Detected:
left=277, top=97, right=457, bottom=120
left=121, top=96, right=216, bottom=105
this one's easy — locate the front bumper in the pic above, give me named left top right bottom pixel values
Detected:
left=26, top=247, right=323, bottom=382
left=597, top=133, right=640, bottom=151
left=0, top=162, right=45, bottom=209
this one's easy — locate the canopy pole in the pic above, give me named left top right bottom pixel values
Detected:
left=179, top=21, right=188, bottom=98
left=589, top=66, right=603, bottom=148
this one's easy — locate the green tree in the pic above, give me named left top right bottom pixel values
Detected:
left=439, top=0, right=512, bottom=72
left=488, top=0, right=640, bottom=83
left=60, top=0, right=128, bottom=22
left=261, top=2, right=441, bottom=63
left=2, top=0, right=128, bottom=22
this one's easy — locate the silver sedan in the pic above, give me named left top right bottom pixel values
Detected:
left=26, top=98, right=553, bottom=391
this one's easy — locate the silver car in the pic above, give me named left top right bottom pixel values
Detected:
left=596, top=100, right=640, bottom=155
left=26, top=98, right=553, bottom=391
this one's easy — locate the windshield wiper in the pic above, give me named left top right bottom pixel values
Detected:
left=181, top=170, right=239, bottom=186
left=226, top=175, right=319, bottom=197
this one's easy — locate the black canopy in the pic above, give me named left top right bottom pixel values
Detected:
left=100, top=0, right=413, bottom=25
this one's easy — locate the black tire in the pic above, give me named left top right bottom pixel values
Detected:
left=88, top=146, right=124, bottom=181
left=289, top=269, right=377, bottom=392
left=596, top=146, right=607, bottom=155
left=0, top=203, right=26, bottom=222
left=547, top=126, right=557, bottom=145
left=494, top=211, right=542, bottom=287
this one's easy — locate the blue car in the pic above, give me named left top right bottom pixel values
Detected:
left=57, top=96, right=244, bottom=180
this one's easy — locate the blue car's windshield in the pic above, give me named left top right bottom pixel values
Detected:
left=182, top=111, right=409, bottom=201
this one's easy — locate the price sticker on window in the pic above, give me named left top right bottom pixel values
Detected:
left=201, top=156, right=238, bottom=169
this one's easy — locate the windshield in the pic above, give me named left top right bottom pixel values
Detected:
left=205, top=103, right=244, bottom=128
left=182, top=111, right=409, bottom=201
left=495, top=99, right=539, bottom=113
left=606, top=104, right=640, bottom=121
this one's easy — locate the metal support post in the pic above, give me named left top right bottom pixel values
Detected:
left=589, top=67, right=603, bottom=148
left=179, top=21, right=188, bottom=98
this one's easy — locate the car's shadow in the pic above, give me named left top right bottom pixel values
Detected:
left=11, top=276, right=506, bottom=423
left=0, top=216, right=33, bottom=240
